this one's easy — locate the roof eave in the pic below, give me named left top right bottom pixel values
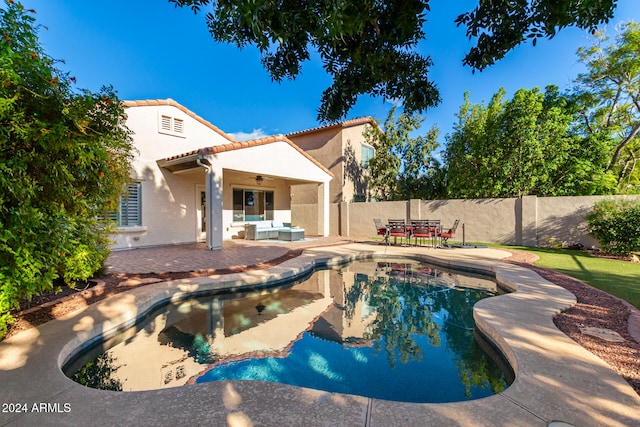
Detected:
left=157, top=152, right=203, bottom=173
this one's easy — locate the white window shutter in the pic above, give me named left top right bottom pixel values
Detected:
left=119, top=182, right=141, bottom=226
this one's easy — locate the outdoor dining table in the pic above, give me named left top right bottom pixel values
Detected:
left=385, top=220, right=442, bottom=247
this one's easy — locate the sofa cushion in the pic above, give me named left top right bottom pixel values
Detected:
left=254, top=221, right=273, bottom=230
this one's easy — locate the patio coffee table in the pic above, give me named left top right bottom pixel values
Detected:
left=278, top=228, right=305, bottom=241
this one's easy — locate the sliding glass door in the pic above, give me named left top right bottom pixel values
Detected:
left=233, top=188, right=274, bottom=222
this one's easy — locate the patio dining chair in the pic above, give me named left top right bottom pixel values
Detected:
left=438, top=219, right=459, bottom=247
left=410, top=220, right=433, bottom=247
left=428, top=219, right=441, bottom=247
left=373, top=218, right=389, bottom=244
left=387, top=219, right=408, bottom=245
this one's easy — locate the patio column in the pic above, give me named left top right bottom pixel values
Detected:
left=317, top=182, right=330, bottom=236
left=204, top=161, right=223, bottom=250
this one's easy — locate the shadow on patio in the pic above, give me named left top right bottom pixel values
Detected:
left=105, top=236, right=356, bottom=275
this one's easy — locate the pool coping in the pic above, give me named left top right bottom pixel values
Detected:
left=1, top=243, right=639, bottom=426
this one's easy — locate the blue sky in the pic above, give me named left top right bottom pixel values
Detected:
left=22, top=0, right=640, bottom=144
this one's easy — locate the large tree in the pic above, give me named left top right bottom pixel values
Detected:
left=170, top=0, right=618, bottom=122
left=444, top=86, right=612, bottom=198
left=457, top=0, right=618, bottom=70
left=364, top=107, right=444, bottom=201
left=571, top=22, right=640, bottom=193
left=0, top=2, right=134, bottom=337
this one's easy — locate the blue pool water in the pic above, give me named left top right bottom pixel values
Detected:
left=65, top=258, right=512, bottom=402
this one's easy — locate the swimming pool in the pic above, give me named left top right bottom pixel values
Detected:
left=64, top=258, right=513, bottom=402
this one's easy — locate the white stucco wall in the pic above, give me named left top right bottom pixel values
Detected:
left=112, top=104, right=231, bottom=249
left=212, top=141, right=332, bottom=184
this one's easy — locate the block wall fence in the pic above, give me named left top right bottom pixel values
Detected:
left=292, top=195, right=640, bottom=248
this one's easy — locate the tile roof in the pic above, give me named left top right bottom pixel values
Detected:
left=286, top=117, right=377, bottom=138
left=124, top=98, right=333, bottom=177
left=164, top=135, right=334, bottom=177
left=122, top=99, right=238, bottom=143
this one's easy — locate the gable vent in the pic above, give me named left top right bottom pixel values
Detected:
left=158, top=114, right=186, bottom=137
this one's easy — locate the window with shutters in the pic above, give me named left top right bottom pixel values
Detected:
left=119, top=182, right=142, bottom=226
left=101, top=182, right=142, bottom=227
left=158, top=114, right=186, bottom=137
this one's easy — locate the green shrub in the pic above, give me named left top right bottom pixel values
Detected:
left=0, top=3, right=133, bottom=339
left=585, top=198, right=640, bottom=256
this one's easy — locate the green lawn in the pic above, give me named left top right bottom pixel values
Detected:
left=494, top=245, right=640, bottom=310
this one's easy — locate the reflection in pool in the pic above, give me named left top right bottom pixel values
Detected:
left=65, top=258, right=513, bottom=402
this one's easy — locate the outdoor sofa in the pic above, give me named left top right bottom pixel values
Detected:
left=244, top=221, right=304, bottom=241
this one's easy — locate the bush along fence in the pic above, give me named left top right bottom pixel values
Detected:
left=586, top=198, right=640, bottom=256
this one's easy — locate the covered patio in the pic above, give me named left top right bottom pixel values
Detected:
left=153, top=135, right=333, bottom=250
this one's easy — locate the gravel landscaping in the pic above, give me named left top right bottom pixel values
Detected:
left=502, top=250, right=640, bottom=395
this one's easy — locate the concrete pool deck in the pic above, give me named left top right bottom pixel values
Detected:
left=1, top=242, right=639, bottom=426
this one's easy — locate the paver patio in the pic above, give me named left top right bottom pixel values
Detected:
left=105, top=237, right=354, bottom=274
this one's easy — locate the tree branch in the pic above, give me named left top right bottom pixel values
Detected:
left=605, top=85, right=622, bottom=128
left=608, top=121, right=640, bottom=171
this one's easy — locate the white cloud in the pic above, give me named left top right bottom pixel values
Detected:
left=385, top=97, right=404, bottom=108
left=228, top=129, right=269, bottom=141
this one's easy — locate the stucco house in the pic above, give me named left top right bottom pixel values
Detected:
left=112, top=99, right=333, bottom=250
left=287, top=117, right=377, bottom=204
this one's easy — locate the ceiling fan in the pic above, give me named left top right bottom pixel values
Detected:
left=255, top=175, right=275, bottom=185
